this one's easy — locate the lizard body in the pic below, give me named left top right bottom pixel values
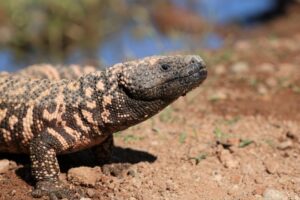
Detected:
left=15, top=63, right=102, bottom=80
left=0, top=55, right=207, bottom=199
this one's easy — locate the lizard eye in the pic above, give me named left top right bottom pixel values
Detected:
left=161, top=64, right=171, bottom=71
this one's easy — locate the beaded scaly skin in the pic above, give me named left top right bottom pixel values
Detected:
left=0, top=55, right=207, bottom=199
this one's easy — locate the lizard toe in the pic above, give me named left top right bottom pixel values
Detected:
left=32, top=180, right=80, bottom=199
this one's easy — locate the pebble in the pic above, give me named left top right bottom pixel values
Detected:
left=208, top=90, right=227, bottom=101
left=86, top=188, right=95, bottom=198
left=257, top=84, right=268, bottom=95
left=67, top=166, right=102, bottom=187
left=214, top=64, right=226, bottom=75
left=241, top=163, right=256, bottom=176
left=219, top=149, right=239, bottom=169
left=230, top=174, right=241, bottom=184
left=230, top=61, right=249, bottom=74
left=0, top=159, right=10, bottom=174
left=259, top=63, right=275, bottom=73
left=263, top=188, right=288, bottom=200
left=253, top=186, right=265, bottom=195
left=264, top=159, right=279, bottom=174
left=131, top=178, right=142, bottom=189
left=227, top=185, right=239, bottom=195
left=8, top=161, right=18, bottom=170
left=212, top=171, right=223, bottom=184
left=277, top=140, right=293, bottom=150
left=10, top=190, right=16, bottom=196
left=266, top=77, right=277, bottom=88
left=235, top=40, right=251, bottom=51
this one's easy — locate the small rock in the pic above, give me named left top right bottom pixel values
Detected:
left=241, top=163, right=256, bottom=176
left=102, top=163, right=131, bottom=178
left=253, top=186, right=265, bottom=195
left=264, top=159, right=279, bottom=174
left=67, top=167, right=102, bottom=187
left=127, top=169, right=136, bottom=177
left=166, top=179, right=177, bottom=191
left=235, top=40, right=251, bottom=51
left=8, top=161, right=18, bottom=170
left=231, top=61, right=249, bottom=74
left=208, top=90, right=227, bottom=101
left=257, top=84, right=268, bottom=95
left=227, top=185, right=239, bottom=195
left=86, top=189, right=95, bottom=198
left=10, top=190, right=16, bottom=196
left=263, top=188, right=288, bottom=200
left=80, top=198, right=92, bottom=200
left=214, top=64, right=226, bottom=75
left=0, top=159, right=10, bottom=174
left=266, top=78, right=277, bottom=88
left=211, top=171, right=223, bottom=184
left=286, top=131, right=298, bottom=141
left=254, top=176, right=263, bottom=184
left=277, top=140, right=293, bottom=150
left=218, top=149, right=239, bottom=168
left=131, top=178, right=142, bottom=189
left=107, top=182, right=115, bottom=190
left=230, top=174, right=241, bottom=184
left=259, top=63, right=275, bottom=73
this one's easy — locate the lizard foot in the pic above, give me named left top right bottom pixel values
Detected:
left=32, top=181, right=80, bottom=200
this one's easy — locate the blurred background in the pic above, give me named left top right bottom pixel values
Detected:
left=0, top=0, right=298, bottom=71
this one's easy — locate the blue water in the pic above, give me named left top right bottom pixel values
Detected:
left=99, top=28, right=192, bottom=65
left=172, top=0, right=276, bottom=24
left=0, top=0, right=277, bottom=70
left=0, top=50, right=19, bottom=72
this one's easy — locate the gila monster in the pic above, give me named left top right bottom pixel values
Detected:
left=0, top=55, right=207, bottom=199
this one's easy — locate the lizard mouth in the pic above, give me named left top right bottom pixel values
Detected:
left=174, top=67, right=207, bottom=86
left=180, top=69, right=207, bottom=96
left=119, top=66, right=207, bottom=101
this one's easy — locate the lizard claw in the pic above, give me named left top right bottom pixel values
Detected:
left=32, top=180, right=80, bottom=199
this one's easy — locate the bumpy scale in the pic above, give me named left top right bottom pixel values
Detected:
left=0, top=55, right=207, bottom=199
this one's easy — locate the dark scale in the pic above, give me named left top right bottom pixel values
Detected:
left=0, top=55, right=207, bottom=199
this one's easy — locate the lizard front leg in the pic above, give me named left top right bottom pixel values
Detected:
left=94, top=135, right=132, bottom=178
left=92, top=134, right=114, bottom=165
left=29, top=131, right=75, bottom=199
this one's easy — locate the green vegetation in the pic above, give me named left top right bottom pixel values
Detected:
left=224, top=116, right=240, bottom=125
left=179, top=132, right=187, bottom=144
left=0, top=0, right=128, bottom=60
left=188, top=152, right=207, bottom=165
left=239, top=139, right=253, bottom=148
left=213, top=127, right=228, bottom=140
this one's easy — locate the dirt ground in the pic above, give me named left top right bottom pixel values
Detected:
left=0, top=5, right=300, bottom=200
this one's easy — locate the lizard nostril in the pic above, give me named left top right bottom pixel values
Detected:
left=190, top=58, right=196, bottom=64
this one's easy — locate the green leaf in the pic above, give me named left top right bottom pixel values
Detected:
left=239, top=139, right=253, bottom=148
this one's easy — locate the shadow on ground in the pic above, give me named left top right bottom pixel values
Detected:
left=0, top=146, right=157, bottom=186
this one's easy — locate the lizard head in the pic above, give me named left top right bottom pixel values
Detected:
left=118, top=55, right=207, bottom=102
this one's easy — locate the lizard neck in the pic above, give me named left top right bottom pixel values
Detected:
left=103, top=89, right=170, bottom=133
left=91, top=67, right=171, bottom=134
left=74, top=67, right=171, bottom=135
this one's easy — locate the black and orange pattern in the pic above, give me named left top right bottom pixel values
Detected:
left=0, top=55, right=207, bottom=198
